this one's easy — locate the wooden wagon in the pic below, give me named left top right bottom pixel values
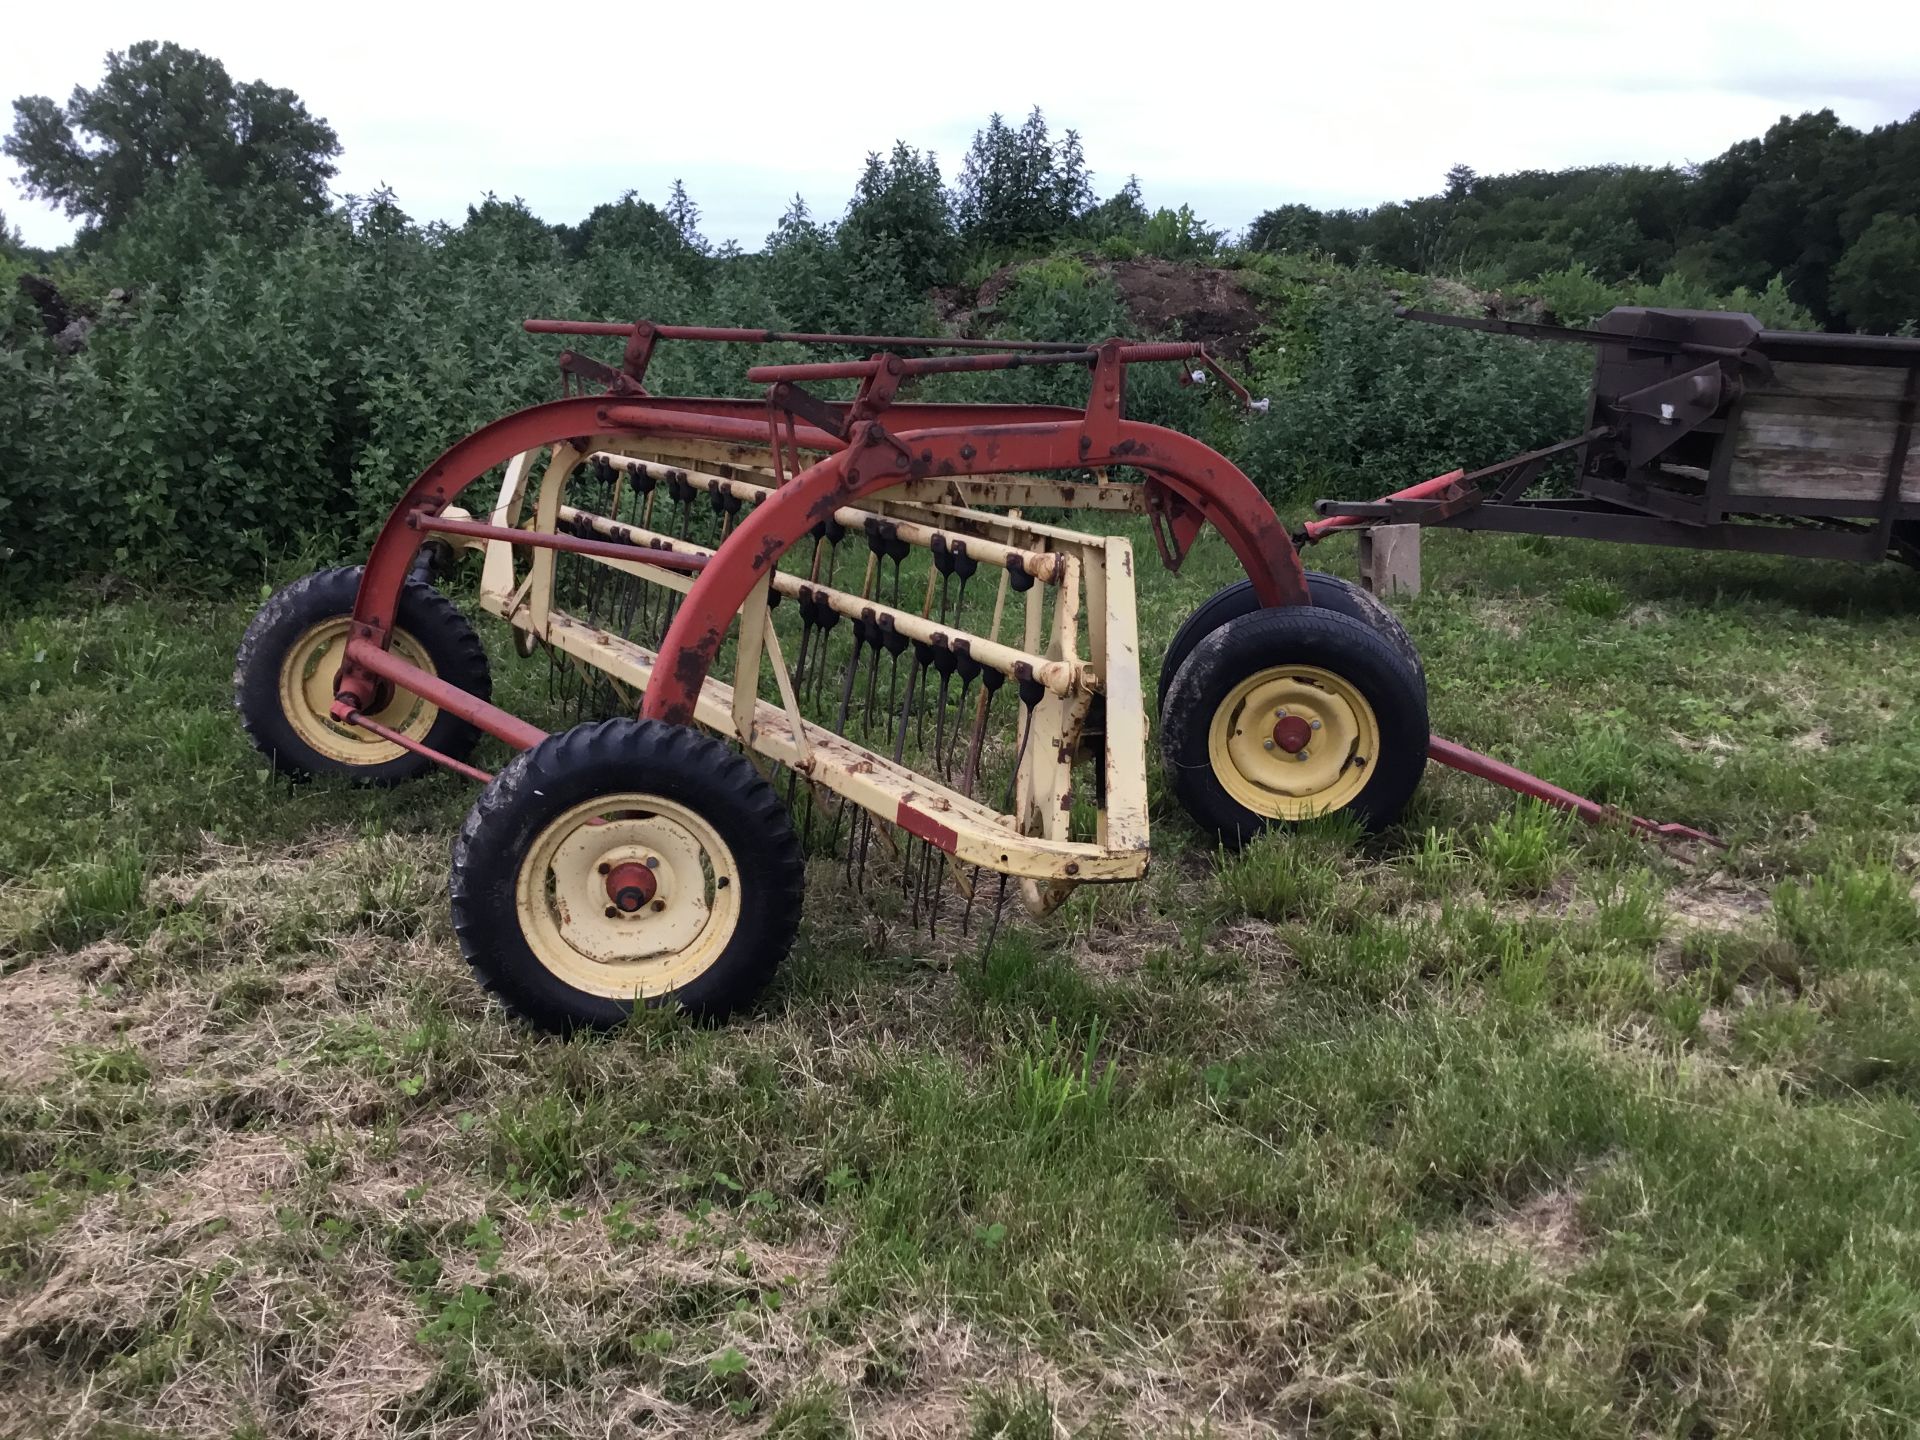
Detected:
left=1311, top=307, right=1920, bottom=566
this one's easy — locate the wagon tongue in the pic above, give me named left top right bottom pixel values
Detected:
left=1425, top=735, right=1726, bottom=849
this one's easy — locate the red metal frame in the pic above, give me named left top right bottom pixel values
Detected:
left=325, top=317, right=1719, bottom=849
left=1428, top=737, right=1723, bottom=847
left=332, top=331, right=1308, bottom=723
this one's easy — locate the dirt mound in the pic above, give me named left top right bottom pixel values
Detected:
left=1098, top=258, right=1267, bottom=357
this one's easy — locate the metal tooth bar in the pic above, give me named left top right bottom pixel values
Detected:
left=555, top=505, right=1086, bottom=696
left=480, top=602, right=1145, bottom=883
left=591, top=453, right=1063, bottom=583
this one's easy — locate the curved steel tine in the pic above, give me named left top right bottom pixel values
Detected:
left=982, top=871, right=1011, bottom=952
left=834, top=626, right=865, bottom=737
left=892, top=650, right=925, bottom=764
left=946, top=674, right=975, bottom=779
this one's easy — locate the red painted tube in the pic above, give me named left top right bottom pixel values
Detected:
left=343, top=708, right=494, bottom=783
left=746, top=350, right=1100, bottom=384
left=342, top=637, right=549, bottom=753
left=410, top=512, right=711, bottom=569
left=1302, top=469, right=1465, bottom=542
left=1427, top=734, right=1613, bottom=824
left=522, top=319, right=1089, bottom=352
left=1428, top=734, right=1724, bottom=846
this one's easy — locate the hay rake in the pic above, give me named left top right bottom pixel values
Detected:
left=235, top=319, right=1703, bottom=1032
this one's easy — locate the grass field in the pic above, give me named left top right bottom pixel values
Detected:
left=3, top=525, right=1919, bottom=1438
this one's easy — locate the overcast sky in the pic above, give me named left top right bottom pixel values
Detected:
left=5, top=0, right=1917, bottom=251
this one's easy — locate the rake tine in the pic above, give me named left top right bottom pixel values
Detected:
left=982, top=871, right=1011, bottom=953
left=893, top=649, right=926, bottom=764
left=822, top=791, right=848, bottom=859
left=927, top=846, right=949, bottom=939
left=1003, top=692, right=1040, bottom=814
left=961, top=673, right=1001, bottom=798
left=580, top=546, right=606, bottom=628
left=907, top=834, right=924, bottom=929
left=811, top=623, right=834, bottom=710
left=945, top=675, right=975, bottom=779
left=932, top=669, right=953, bottom=781
left=862, top=622, right=885, bottom=739
left=912, top=830, right=938, bottom=933
left=883, top=645, right=902, bottom=743
left=834, top=624, right=866, bottom=739
left=792, top=608, right=814, bottom=691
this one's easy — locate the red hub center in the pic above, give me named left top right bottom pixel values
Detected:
left=1271, top=714, right=1313, bottom=754
left=605, top=861, right=658, bottom=913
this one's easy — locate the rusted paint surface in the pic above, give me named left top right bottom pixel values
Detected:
left=895, top=800, right=960, bottom=854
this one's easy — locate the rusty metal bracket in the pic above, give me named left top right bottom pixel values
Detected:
left=557, top=348, right=646, bottom=397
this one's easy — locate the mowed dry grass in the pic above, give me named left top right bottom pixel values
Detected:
left=3, top=527, right=1920, bottom=1438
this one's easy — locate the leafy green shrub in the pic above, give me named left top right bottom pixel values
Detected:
left=1135, top=205, right=1224, bottom=261
left=1234, top=287, right=1590, bottom=504
left=1529, top=263, right=1815, bottom=329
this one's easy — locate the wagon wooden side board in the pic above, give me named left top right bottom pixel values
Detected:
left=1310, top=307, right=1920, bottom=565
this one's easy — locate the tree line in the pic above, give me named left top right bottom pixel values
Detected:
left=6, top=44, right=1915, bottom=332
left=0, top=44, right=1910, bottom=590
left=1245, top=111, right=1920, bottom=332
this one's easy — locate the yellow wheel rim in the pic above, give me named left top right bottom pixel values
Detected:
left=278, top=619, right=439, bottom=766
left=1206, top=664, right=1381, bottom=820
left=514, top=794, right=741, bottom=1001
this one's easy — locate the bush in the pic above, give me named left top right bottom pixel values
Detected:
left=1232, top=286, right=1590, bottom=504
left=1529, top=263, right=1815, bottom=330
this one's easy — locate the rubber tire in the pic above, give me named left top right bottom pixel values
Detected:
left=1160, top=606, right=1429, bottom=846
left=234, top=566, right=491, bottom=783
left=1155, top=573, right=1423, bottom=713
left=449, top=718, right=805, bottom=1032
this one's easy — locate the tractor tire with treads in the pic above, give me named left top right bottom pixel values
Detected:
left=234, top=566, right=490, bottom=783
left=1160, top=606, right=1428, bottom=846
left=449, top=718, right=805, bottom=1032
left=1155, top=572, right=1423, bottom=714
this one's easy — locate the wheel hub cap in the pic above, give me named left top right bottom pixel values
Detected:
left=1208, top=665, right=1381, bottom=819
left=604, top=860, right=658, bottom=914
left=514, top=795, right=741, bottom=1000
